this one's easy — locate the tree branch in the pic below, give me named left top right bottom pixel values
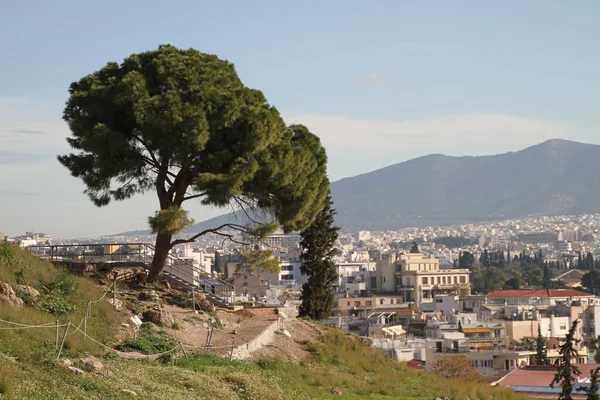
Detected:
left=182, top=192, right=206, bottom=202
left=231, top=196, right=261, bottom=225
left=169, top=223, right=251, bottom=248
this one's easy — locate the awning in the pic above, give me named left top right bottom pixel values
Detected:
left=462, top=327, right=490, bottom=334
left=382, top=326, right=406, bottom=336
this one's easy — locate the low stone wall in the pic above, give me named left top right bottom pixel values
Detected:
left=231, top=318, right=281, bottom=360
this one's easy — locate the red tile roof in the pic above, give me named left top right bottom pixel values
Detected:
left=496, top=365, right=600, bottom=388
left=487, top=289, right=594, bottom=298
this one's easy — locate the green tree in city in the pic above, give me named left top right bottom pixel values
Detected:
left=536, top=324, right=549, bottom=365
left=543, top=263, right=552, bottom=289
left=520, top=336, right=535, bottom=351
left=588, top=336, right=600, bottom=363
left=57, top=45, right=330, bottom=282
left=235, top=248, right=281, bottom=274
left=458, top=251, right=475, bottom=270
left=583, top=270, right=600, bottom=296
left=410, top=240, right=420, bottom=254
left=551, top=320, right=581, bottom=400
left=458, top=320, right=464, bottom=333
left=299, top=193, right=340, bottom=320
left=585, top=367, right=600, bottom=400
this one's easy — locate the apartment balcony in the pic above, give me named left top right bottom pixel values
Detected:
left=396, top=285, right=415, bottom=291
left=435, top=347, right=471, bottom=354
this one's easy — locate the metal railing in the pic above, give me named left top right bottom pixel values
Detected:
left=28, top=243, right=234, bottom=306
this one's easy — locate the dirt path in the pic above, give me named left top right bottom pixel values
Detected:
left=165, top=305, right=279, bottom=355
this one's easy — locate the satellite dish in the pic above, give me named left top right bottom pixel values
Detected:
left=468, top=317, right=472, bottom=323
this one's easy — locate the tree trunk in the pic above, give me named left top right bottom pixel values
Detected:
left=147, top=232, right=173, bottom=283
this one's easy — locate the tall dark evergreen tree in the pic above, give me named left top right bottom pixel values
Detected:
left=586, top=367, right=600, bottom=400
left=536, top=324, right=549, bottom=366
left=409, top=240, right=420, bottom=254
left=543, top=263, right=551, bottom=289
left=482, top=249, right=490, bottom=267
left=551, top=321, right=581, bottom=400
left=507, top=249, right=512, bottom=265
left=458, top=320, right=463, bottom=333
left=299, top=193, right=340, bottom=320
left=588, top=253, right=595, bottom=270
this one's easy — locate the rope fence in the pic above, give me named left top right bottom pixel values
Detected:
left=0, top=270, right=261, bottom=362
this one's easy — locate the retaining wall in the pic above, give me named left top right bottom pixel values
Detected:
left=231, top=318, right=281, bottom=360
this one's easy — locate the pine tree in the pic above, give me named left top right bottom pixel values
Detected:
left=299, top=193, right=340, bottom=320
left=458, top=320, right=464, bottom=333
left=507, top=249, right=511, bottom=264
left=410, top=240, right=420, bottom=254
left=536, top=324, right=549, bottom=365
left=551, top=320, right=581, bottom=400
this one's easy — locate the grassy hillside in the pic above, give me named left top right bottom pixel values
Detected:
left=0, top=244, right=527, bottom=399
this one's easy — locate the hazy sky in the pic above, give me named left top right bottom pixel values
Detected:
left=1, top=1, right=599, bottom=239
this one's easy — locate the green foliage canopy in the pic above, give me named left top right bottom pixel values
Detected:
left=299, top=193, right=339, bottom=320
left=57, top=45, right=330, bottom=279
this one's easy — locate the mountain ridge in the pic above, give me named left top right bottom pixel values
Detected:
left=112, top=138, right=600, bottom=235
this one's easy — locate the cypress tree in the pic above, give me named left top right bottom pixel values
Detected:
left=587, top=367, right=600, bottom=400
left=536, top=324, right=549, bottom=365
left=551, top=320, right=581, bottom=400
left=543, top=264, right=551, bottom=289
left=299, top=193, right=340, bottom=320
left=458, top=320, right=464, bottom=333
left=410, top=240, right=420, bottom=254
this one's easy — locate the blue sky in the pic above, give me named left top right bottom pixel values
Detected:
left=0, top=1, right=599, bottom=238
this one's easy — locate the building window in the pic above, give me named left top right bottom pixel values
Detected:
left=366, top=301, right=372, bottom=306
left=243, top=282, right=248, bottom=287
left=354, top=301, right=361, bottom=307
left=442, top=277, right=446, bottom=284
left=422, top=277, right=428, bottom=285
left=560, top=324, right=567, bottom=330
left=453, top=276, right=457, bottom=284
left=380, top=299, right=384, bottom=305
left=437, top=277, right=441, bottom=284
left=460, top=276, right=466, bottom=284
left=347, top=301, right=350, bottom=306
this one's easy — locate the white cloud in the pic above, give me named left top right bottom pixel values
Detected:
left=283, top=112, right=577, bottom=152
left=359, top=72, right=389, bottom=86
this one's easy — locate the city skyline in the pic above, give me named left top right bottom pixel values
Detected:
left=1, top=1, right=599, bottom=238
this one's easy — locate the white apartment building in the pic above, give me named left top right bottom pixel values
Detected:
left=372, top=252, right=470, bottom=308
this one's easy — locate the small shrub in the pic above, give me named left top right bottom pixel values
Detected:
left=14, top=288, right=37, bottom=307
left=44, top=270, right=77, bottom=297
left=38, top=295, right=74, bottom=316
left=256, top=358, right=278, bottom=370
left=116, top=324, right=176, bottom=355
left=165, top=292, right=192, bottom=308
left=210, top=314, right=224, bottom=330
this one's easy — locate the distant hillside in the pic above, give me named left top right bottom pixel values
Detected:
left=332, top=139, right=600, bottom=230
left=115, top=139, right=600, bottom=235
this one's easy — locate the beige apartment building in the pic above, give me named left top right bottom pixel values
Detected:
left=372, top=253, right=470, bottom=309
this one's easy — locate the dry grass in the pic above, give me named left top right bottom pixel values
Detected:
left=0, top=362, right=19, bottom=396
